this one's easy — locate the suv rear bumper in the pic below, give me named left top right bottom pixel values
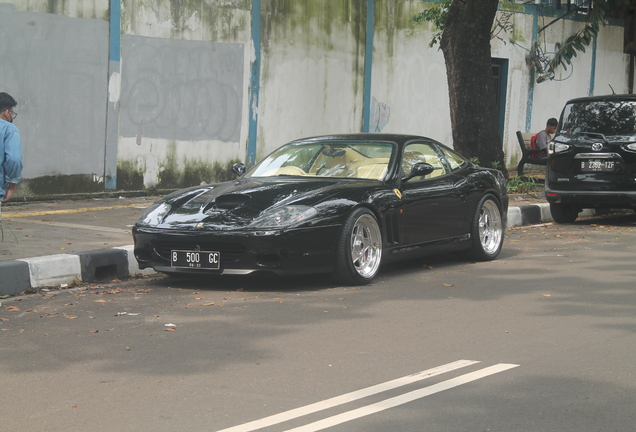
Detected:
left=545, top=188, right=636, bottom=208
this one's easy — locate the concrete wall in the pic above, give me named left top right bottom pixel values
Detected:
left=0, top=3, right=109, bottom=195
left=0, top=0, right=631, bottom=198
left=115, top=0, right=252, bottom=190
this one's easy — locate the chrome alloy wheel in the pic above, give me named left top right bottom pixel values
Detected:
left=478, top=199, right=503, bottom=255
left=350, top=213, right=382, bottom=278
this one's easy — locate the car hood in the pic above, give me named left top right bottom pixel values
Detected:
left=139, top=177, right=379, bottom=230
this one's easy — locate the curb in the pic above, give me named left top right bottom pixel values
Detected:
left=0, top=246, right=156, bottom=296
left=507, top=202, right=552, bottom=227
left=507, top=202, right=598, bottom=227
left=0, top=203, right=575, bottom=296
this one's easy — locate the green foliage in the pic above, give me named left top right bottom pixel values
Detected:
left=507, top=176, right=538, bottom=194
left=414, top=1, right=613, bottom=78
left=548, top=4, right=608, bottom=74
left=491, top=160, right=502, bottom=169
left=413, top=0, right=515, bottom=47
left=413, top=0, right=451, bottom=48
left=469, top=156, right=480, bottom=164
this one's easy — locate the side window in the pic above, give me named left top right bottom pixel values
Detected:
left=439, top=146, right=467, bottom=172
left=402, top=143, right=448, bottom=182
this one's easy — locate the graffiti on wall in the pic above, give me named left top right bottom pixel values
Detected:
left=120, top=36, right=244, bottom=143
left=372, top=96, right=390, bottom=132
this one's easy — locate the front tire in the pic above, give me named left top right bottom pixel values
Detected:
left=468, top=194, right=504, bottom=261
left=550, top=202, right=579, bottom=223
left=334, top=208, right=383, bottom=285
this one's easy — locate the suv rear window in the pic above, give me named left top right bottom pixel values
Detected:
left=561, top=100, right=636, bottom=136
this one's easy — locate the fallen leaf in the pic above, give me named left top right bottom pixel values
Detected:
left=6, top=306, right=20, bottom=312
left=443, top=283, right=454, bottom=287
left=543, top=294, right=551, bottom=297
left=89, top=330, right=98, bottom=333
left=66, top=316, right=78, bottom=319
left=201, top=302, right=215, bottom=306
left=165, top=328, right=176, bottom=332
left=94, top=299, right=107, bottom=303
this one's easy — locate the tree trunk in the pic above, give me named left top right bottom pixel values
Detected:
left=440, top=0, right=507, bottom=176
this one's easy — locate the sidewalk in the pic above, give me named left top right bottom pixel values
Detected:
left=0, top=194, right=555, bottom=296
left=0, top=196, right=158, bottom=296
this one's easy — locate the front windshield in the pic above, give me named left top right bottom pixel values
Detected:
left=246, top=141, right=395, bottom=180
left=561, top=100, right=636, bottom=137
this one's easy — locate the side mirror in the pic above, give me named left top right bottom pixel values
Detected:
left=231, top=162, right=246, bottom=177
left=401, top=162, right=435, bottom=182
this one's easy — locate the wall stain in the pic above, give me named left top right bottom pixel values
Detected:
left=117, top=160, right=145, bottom=190
left=124, top=0, right=250, bottom=41
left=20, top=174, right=105, bottom=196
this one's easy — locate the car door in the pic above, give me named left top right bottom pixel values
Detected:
left=400, top=142, right=469, bottom=245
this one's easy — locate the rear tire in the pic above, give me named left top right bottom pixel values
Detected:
left=468, top=194, right=504, bottom=261
left=334, top=208, right=383, bottom=285
left=550, top=202, right=579, bottom=223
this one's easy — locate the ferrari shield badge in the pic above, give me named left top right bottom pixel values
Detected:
left=393, top=189, right=403, bottom=199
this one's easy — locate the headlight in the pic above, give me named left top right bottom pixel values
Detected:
left=624, top=143, right=636, bottom=152
left=137, top=201, right=172, bottom=226
left=250, top=205, right=318, bottom=228
left=548, top=142, right=571, bottom=155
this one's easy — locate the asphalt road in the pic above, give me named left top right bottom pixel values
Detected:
left=2, top=212, right=636, bottom=432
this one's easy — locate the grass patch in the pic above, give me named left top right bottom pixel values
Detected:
left=507, top=175, right=540, bottom=194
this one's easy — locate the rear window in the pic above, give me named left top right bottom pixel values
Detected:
left=560, top=100, right=636, bottom=136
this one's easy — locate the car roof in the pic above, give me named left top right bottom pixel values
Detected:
left=565, top=94, right=636, bottom=104
left=290, top=133, right=438, bottom=146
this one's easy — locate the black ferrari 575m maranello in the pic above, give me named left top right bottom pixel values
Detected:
left=133, top=134, right=508, bottom=284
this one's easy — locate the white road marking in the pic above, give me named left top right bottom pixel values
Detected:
left=215, top=359, right=479, bottom=432
left=284, top=363, right=520, bottom=432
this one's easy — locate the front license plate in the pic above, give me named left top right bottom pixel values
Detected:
left=171, top=250, right=221, bottom=270
left=580, top=159, right=615, bottom=172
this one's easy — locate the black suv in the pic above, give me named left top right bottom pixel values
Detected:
left=546, top=94, right=636, bottom=223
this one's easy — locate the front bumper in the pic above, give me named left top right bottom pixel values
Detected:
left=133, top=224, right=341, bottom=276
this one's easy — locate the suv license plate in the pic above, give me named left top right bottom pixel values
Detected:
left=171, top=250, right=220, bottom=269
left=580, top=159, right=615, bottom=172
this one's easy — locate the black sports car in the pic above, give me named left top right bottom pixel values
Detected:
left=133, top=134, right=508, bottom=284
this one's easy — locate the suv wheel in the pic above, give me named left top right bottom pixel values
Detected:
left=550, top=202, right=579, bottom=223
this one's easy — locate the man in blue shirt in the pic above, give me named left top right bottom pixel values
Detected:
left=0, top=92, right=23, bottom=216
